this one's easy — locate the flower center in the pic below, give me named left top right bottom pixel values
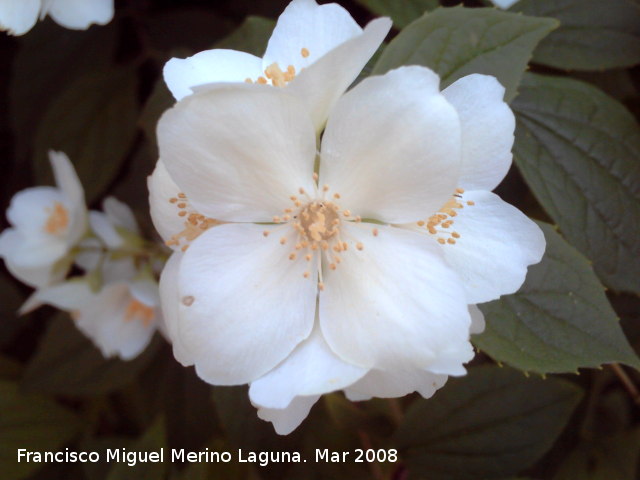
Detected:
left=416, top=188, right=475, bottom=245
left=44, top=202, right=69, bottom=235
left=245, top=48, right=311, bottom=87
left=264, top=175, right=365, bottom=291
left=124, top=299, right=155, bottom=327
left=166, top=192, right=220, bottom=252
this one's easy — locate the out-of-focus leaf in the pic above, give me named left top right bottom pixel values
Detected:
left=373, top=7, right=557, bottom=101
left=139, top=80, right=174, bottom=158
left=215, top=16, right=275, bottom=56
left=354, top=0, right=439, bottom=29
left=0, top=355, right=22, bottom=381
left=474, top=223, right=640, bottom=373
left=0, top=273, right=27, bottom=348
left=80, top=437, right=132, bottom=480
left=10, top=20, right=117, bottom=164
left=571, top=70, right=637, bottom=102
left=512, top=0, right=640, bottom=70
left=0, top=381, right=81, bottom=480
left=164, top=362, right=217, bottom=454
left=395, top=366, right=583, bottom=480
left=106, top=419, right=166, bottom=480
left=512, top=73, right=640, bottom=293
left=141, top=9, right=233, bottom=52
left=553, top=428, right=640, bottom=480
left=21, top=315, right=159, bottom=396
left=33, top=68, right=139, bottom=203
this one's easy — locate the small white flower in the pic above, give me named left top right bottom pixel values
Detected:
left=163, top=0, right=391, bottom=131
left=150, top=63, right=545, bottom=433
left=31, top=278, right=160, bottom=360
left=0, top=151, right=87, bottom=287
left=0, top=0, right=113, bottom=36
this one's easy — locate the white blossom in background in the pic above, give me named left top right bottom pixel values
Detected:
left=0, top=0, right=113, bottom=36
left=163, top=0, right=391, bottom=132
left=150, top=55, right=545, bottom=434
left=0, top=151, right=87, bottom=288
left=24, top=198, right=161, bottom=360
left=490, top=0, right=520, bottom=9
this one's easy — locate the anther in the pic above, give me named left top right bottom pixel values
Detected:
left=272, top=216, right=281, bottom=223
left=312, top=173, right=318, bottom=181
left=169, top=198, right=177, bottom=203
left=257, top=77, right=267, bottom=84
left=452, top=232, right=460, bottom=238
left=323, top=184, right=329, bottom=192
left=467, top=201, right=475, bottom=206
left=177, top=202, right=186, bottom=208
left=280, top=237, right=287, bottom=245
left=438, top=238, right=445, bottom=244
left=372, top=228, right=379, bottom=236
left=305, top=254, right=312, bottom=261
left=333, top=193, right=341, bottom=199
left=329, top=263, right=337, bottom=270
left=178, top=193, right=186, bottom=199
left=182, top=296, right=195, bottom=306
left=456, top=188, right=465, bottom=194
left=356, top=242, right=364, bottom=251
left=303, top=271, right=310, bottom=279
left=178, top=211, right=187, bottom=217
left=301, top=47, right=310, bottom=58
left=289, top=253, right=297, bottom=260
left=263, top=231, right=270, bottom=237
left=417, top=220, right=425, bottom=226
left=244, top=78, right=253, bottom=84
left=447, top=238, right=456, bottom=244
left=342, top=210, right=351, bottom=217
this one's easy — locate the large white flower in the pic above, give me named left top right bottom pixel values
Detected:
left=150, top=63, right=545, bottom=433
left=163, top=0, right=391, bottom=132
left=0, top=151, right=87, bottom=287
left=0, top=0, right=113, bottom=36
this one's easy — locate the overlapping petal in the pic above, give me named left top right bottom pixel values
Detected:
left=319, top=66, right=461, bottom=223
left=157, top=85, right=316, bottom=222
left=442, top=75, right=515, bottom=191
left=344, top=369, right=448, bottom=402
left=257, top=395, right=319, bottom=435
left=43, top=0, right=113, bottom=30
left=319, top=223, right=472, bottom=374
left=177, top=223, right=317, bottom=385
left=0, top=0, right=40, bottom=35
left=249, top=323, right=367, bottom=409
left=436, top=190, right=545, bottom=304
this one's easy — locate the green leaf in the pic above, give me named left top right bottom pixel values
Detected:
left=22, top=315, right=159, bottom=396
left=395, top=366, right=583, bottom=480
left=512, top=0, right=640, bottom=70
left=0, top=381, right=81, bottom=480
left=553, top=428, right=640, bottom=480
left=106, top=419, right=166, bottom=480
left=215, top=16, right=275, bottom=56
left=474, top=223, right=640, bottom=373
left=10, top=21, right=117, bottom=165
left=512, top=73, right=640, bottom=293
left=373, top=6, right=557, bottom=101
left=354, top=0, right=439, bottom=29
left=33, top=68, right=140, bottom=203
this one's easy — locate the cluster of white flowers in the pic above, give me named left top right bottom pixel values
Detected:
left=0, top=0, right=113, bottom=35
left=0, top=152, right=162, bottom=360
left=149, top=0, right=545, bottom=434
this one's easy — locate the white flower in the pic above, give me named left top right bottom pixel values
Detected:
left=163, top=0, right=391, bottom=132
left=30, top=277, right=160, bottom=360
left=0, top=0, right=113, bottom=36
left=150, top=62, right=545, bottom=433
left=490, top=0, right=520, bottom=9
left=0, top=151, right=87, bottom=288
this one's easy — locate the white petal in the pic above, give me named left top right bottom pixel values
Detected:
left=103, top=197, right=138, bottom=234
left=320, top=223, right=473, bottom=375
left=249, top=322, right=366, bottom=409
left=158, top=84, right=316, bottom=222
left=130, top=278, right=159, bottom=307
left=7, top=186, right=65, bottom=236
left=490, top=0, right=519, bottom=9
left=177, top=223, right=317, bottom=385
left=29, top=280, right=94, bottom=311
left=437, top=190, right=545, bottom=304
left=158, top=252, right=194, bottom=366
left=89, top=211, right=122, bottom=249
left=0, top=227, right=67, bottom=269
left=163, top=50, right=263, bottom=101
left=319, top=66, right=461, bottom=223
left=257, top=395, right=319, bottom=435
left=442, top=75, right=515, bottom=191
left=469, top=304, right=485, bottom=335
left=344, top=369, right=448, bottom=402
left=288, top=17, right=391, bottom=132
left=44, top=0, right=113, bottom=30
left=0, top=0, right=40, bottom=35
left=49, top=151, right=84, bottom=208
left=148, top=160, right=184, bottom=246
left=264, top=0, right=361, bottom=74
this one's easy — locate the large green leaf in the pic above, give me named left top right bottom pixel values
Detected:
left=354, top=0, right=439, bottom=29
left=512, top=0, right=640, bottom=70
left=21, top=315, right=159, bottom=396
left=373, top=7, right=557, bottom=101
left=106, top=419, right=166, bottom=480
left=553, top=428, right=640, bottom=480
left=474, top=223, right=640, bottom=373
left=33, top=68, right=139, bottom=203
left=0, top=381, right=81, bottom=480
left=512, top=73, right=640, bottom=293
left=395, top=366, right=583, bottom=480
